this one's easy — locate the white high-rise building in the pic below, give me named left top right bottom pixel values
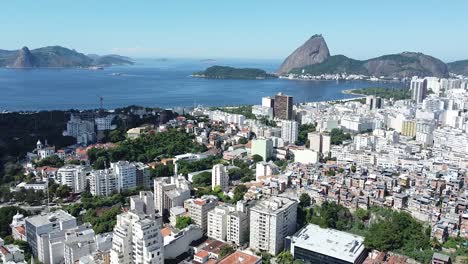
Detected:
left=112, top=161, right=137, bottom=192
left=58, top=165, right=90, bottom=193
left=59, top=224, right=96, bottom=264
left=281, top=120, right=299, bottom=145
left=262, top=96, right=274, bottom=108
left=25, top=210, right=77, bottom=264
left=255, top=161, right=279, bottom=181
left=95, top=115, right=115, bottom=131
left=249, top=197, right=297, bottom=255
left=226, top=201, right=250, bottom=245
left=207, top=204, right=233, bottom=241
left=88, top=169, right=117, bottom=196
left=65, top=115, right=96, bottom=145
left=411, top=78, right=428, bottom=104
left=308, top=132, right=331, bottom=154
left=110, top=192, right=164, bottom=264
left=154, top=173, right=190, bottom=217
left=184, top=195, right=218, bottom=232
left=211, top=164, right=229, bottom=192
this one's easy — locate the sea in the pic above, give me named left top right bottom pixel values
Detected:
left=0, top=58, right=403, bottom=111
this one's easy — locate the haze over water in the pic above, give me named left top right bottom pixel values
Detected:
left=0, top=59, right=402, bottom=111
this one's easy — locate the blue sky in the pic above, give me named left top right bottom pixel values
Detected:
left=1, top=0, right=467, bottom=61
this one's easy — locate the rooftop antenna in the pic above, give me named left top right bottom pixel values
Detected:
left=99, top=96, right=104, bottom=110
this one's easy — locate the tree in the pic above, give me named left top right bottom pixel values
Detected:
left=252, top=154, right=263, bottom=163
left=296, top=124, right=316, bottom=146
left=238, top=137, right=248, bottom=144
left=299, top=193, right=311, bottom=208
left=276, top=251, right=294, bottom=264
left=330, top=128, right=351, bottom=145
left=150, top=164, right=174, bottom=178
left=109, top=130, right=125, bottom=143
left=192, top=171, right=212, bottom=187
left=355, top=208, right=369, bottom=221
left=56, top=185, right=72, bottom=198
left=219, top=244, right=235, bottom=258
left=309, top=201, right=353, bottom=230
left=93, top=156, right=108, bottom=170
left=175, top=216, right=192, bottom=230
left=233, top=184, right=248, bottom=202
left=0, top=206, right=28, bottom=238
left=36, top=155, right=64, bottom=168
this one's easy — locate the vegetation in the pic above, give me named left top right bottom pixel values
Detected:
left=150, top=164, right=174, bottom=178
left=232, top=184, right=248, bottom=202
left=83, top=206, right=121, bottom=234
left=177, top=156, right=223, bottom=176
left=351, top=87, right=411, bottom=100
left=219, top=244, right=235, bottom=258
left=296, top=124, right=316, bottom=146
left=238, top=137, right=248, bottom=144
left=300, top=204, right=436, bottom=264
left=330, top=128, right=351, bottom=145
left=67, top=193, right=127, bottom=233
left=308, top=201, right=354, bottom=230
left=210, top=105, right=256, bottom=119
left=195, top=65, right=277, bottom=80
left=192, top=171, right=211, bottom=188
left=291, top=55, right=367, bottom=75
left=35, top=155, right=64, bottom=167
left=299, top=193, right=311, bottom=208
left=251, top=154, right=263, bottom=163
left=0, top=111, right=75, bottom=184
left=88, top=129, right=207, bottom=167
left=258, top=117, right=277, bottom=127
left=364, top=208, right=433, bottom=263
left=175, top=216, right=192, bottom=229
left=1, top=162, right=25, bottom=184
left=0, top=206, right=29, bottom=238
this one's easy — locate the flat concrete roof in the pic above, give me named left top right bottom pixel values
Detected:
left=25, top=210, right=75, bottom=227
left=291, top=224, right=365, bottom=263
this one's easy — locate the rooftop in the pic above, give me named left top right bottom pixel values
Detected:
left=290, top=224, right=366, bottom=263
left=25, top=210, right=75, bottom=227
left=218, top=251, right=261, bottom=264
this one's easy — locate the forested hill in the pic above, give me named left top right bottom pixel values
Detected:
left=193, top=65, right=277, bottom=80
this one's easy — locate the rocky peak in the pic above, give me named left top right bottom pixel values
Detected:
left=11, top=46, right=35, bottom=68
left=277, top=34, right=330, bottom=74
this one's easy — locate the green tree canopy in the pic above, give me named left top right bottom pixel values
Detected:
left=176, top=216, right=192, bottom=230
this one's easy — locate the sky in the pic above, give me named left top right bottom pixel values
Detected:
left=1, top=0, right=467, bottom=62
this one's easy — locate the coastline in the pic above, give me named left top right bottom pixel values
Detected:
left=341, top=89, right=366, bottom=97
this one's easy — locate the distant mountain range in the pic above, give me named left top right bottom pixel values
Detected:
left=278, top=35, right=468, bottom=78
left=0, top=46, right=134, bottom=68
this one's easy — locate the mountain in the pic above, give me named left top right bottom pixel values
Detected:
left=0, top=46, right=133, bottom=68
left=362, top=52, right=448, bottom=78
left=91, top=54, right=134, bottom=66
left=277, top=34, right=330, bottom=74
left=281, top=35, right=450, bottom=78
left=447, top=60, right=468, bottom=76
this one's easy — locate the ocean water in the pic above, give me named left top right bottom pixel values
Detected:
left=0, top=58, right=402, bottom=111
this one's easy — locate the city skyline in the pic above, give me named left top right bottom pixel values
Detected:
left=1, top=0, right=468, bottom=61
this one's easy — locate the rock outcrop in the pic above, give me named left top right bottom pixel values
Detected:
left=277, top=34, right=330, bottom=74
left=11, top=47, right=35, bottom=68
left=280, top=35, right=450, bottom=78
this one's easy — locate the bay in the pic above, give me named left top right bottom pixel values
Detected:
left=0, top=58, right=402, bottom=111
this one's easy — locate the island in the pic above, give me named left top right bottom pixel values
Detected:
left=192, top=65, right=277, bottom=80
